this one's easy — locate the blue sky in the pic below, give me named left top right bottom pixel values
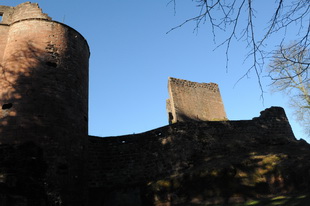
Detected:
left=3, top=1, right=308, bottom=142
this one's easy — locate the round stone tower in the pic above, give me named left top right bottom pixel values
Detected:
left=0, top=2, right=89, bottom=205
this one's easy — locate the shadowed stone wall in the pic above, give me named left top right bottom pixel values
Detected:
left=0, top=2, right=89, bottom=205
left=0, top=2, right=305, bottom=206
left=88, top=107, right=297, bottom=205
left=167, top=77, right=227, bottom=124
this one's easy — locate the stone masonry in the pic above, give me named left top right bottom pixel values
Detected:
left=0, top=2, right=303, bottom=206
left=167, top=77, right=227, bottom=124
left=87, top=106, right=297, bottom=205
left=0, top=2, right=89, bottom=206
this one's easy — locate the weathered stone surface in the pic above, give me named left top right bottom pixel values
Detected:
left=1, top=2, right=310, bottom=206
left=87, top=107, right=310, bottom=205
left=167, top=77, right=227, bottom=124
left=0, top=2, right=89, bottom=206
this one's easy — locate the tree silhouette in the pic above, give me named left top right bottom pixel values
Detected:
left=168, top=0, right=309, bottom=93
left=268, top=43, right=310, bottom=136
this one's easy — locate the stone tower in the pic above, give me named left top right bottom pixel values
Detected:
left=0, top=2, right=89, bottom=205
left=167, top=77, right=227, bottom=123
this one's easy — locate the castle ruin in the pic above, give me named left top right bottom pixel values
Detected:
left=0, top=2, right=89, bottom=205
left=0, top=2, right=304, bottom=206
left=167, top=77, right=227, bottom=124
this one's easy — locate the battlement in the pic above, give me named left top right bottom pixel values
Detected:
left=167, top=77, right=227, bottom=123
left=168, top=77, right=220, bottom=92
left=0, top=2, right=51, bottom=25
left=0, top=2, right=302, bottom=206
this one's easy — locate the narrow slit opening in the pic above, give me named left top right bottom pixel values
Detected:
left=168, top=112, right=174, bottom=124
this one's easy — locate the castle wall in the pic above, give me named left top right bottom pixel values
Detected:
left=10, top=2, right=50, bottom=23
left=167, top=77, right=227, bottom=123
left=0, top=6, right=14, bottom=24
left=88, top=107, right=296, bottom=205
left=1, top=19, right=89, bottom=144
left=0, top=2, right=304, bottom=206
left=0, top=6, right=12, bottom=62
left=0, top=3, right=89, bottom=205
left=0, top=24, right=9, bottom=62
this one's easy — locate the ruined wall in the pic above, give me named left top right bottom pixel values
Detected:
left=167, top=77, right=227, bottom=124
left=0, top=2, right=305, bottom=206
left=0, top=6, right=14, bottom=25
left=88, top=107, right=296, bottom=205
left=0, top=6, right=12, bottom=62
left=10, top=2, right=51, bottom=23
left=0, top=24, right=9, bottom=62
left=0, top=2, right=89, bottom=206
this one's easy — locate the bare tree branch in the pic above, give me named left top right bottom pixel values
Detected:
left=167, top=0, right=310, bottom=97
left=268, top=43, right=310, bottom=136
